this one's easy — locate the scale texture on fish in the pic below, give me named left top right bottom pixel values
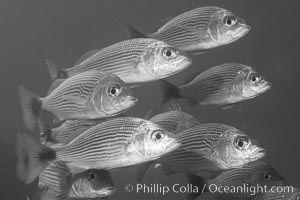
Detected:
left=161, top=63, right=271, bottom=107
left=15, top=117, right=180, bottom=184
left=126, top=6, right=251, bottom=53
left=18, top=70, right=137, bottom=131
left=46, top=38, right=192, bottom=91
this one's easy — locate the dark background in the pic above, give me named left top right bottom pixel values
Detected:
left=0, top=0, right=299, bottom=199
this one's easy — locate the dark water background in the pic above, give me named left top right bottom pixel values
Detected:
left=0, top=0, right=299, bottom=199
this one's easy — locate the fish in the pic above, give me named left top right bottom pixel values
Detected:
left=247, top=187, right=300, bottom=200
left=39, top=162, right=116, bottom=199
left=15, top=117, right=180, bottom=184
left=46, top=38, right=192, bottom=91
left=126, top=6, right=251, bottom=53
left=18, top=70, right=137, bottom=131
left=187, top=161, right=285, bottom=200
left=161, top=63, right=272, bottom=107
left=177, top=123, right=266, bottom=169
left=136, top=123, right=265, bottom=182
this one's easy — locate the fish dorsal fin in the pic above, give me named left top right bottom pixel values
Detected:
left=125, top=24, right=148, bottom=38
left=74, top=49, right=100, bottom=66
left=66, top=163, right=86, bottom=174
left=144, top=109, right=155, bottom=120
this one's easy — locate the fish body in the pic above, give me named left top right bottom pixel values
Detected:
left=162, top=63, right=271, bottom=107
left=127, top=6, right=250, bottom=53
left=47, top=38, right=191, bottom=90
left=16, top=118, right=180, bottom=184
left=18, top=70, right=137, bottom=130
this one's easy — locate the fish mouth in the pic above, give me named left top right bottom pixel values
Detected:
left=249, top=148, right=266, bottom=161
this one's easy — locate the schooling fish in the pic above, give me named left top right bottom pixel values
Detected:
left=161, top=63, right=271, bottom=107
left=18, top=70, right=137, bottom=131
left=39, top=162, right=115, bottom=199
left=248, top=187, right=300, bottom=200
left=126, top=6, right=251, bottom=54
left=46, top=38, right=192, bottom=91
left=136, top=123, right=265, bottom=182
left=16, top=117, right=180, bottom=184
left=187, top=161, right=285, bottom=200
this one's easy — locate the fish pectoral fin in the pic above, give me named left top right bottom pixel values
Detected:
left=66, top=163, right=86, bottom=174
left=161, top=165, right=176, bottom=177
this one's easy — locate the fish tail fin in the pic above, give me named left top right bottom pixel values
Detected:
left=44, top=59, right=67, bottom=81
left=159, top=80, right=181, bottom=100
left=125, top=24, right=148, bottom=38
left=16, top=131, right=56, bottom=184
left=136, top=162, right=153, bottom=183
left=18, top=86, right=42, bottom=131
left=186, top=173, right=207, bottom=200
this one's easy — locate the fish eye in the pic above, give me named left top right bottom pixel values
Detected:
left=109, top=85, right=121, bottom=97
left=88, top=171, right=96, bottom=181
left=162, top=47, right=177, bottom=59
left=224, top=16, right=237, bottom=26
left=151, top=130, right=165, bottom=142
left=235, top=136, right=249, bottom=150
left=263, top=172, right=271, bottom=181
left=249, top=73, right=261, bottom=83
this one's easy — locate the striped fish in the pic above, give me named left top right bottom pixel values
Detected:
left=161, top=63, right=271, bottom=107
left=176, top=123, right=265, bottom=169
left=18, top=70, right=137, bottom=131
left=46, top=38, right=192, bottom=91
left=248, top=187, right=300, bottom=200
left=39, top=162, right=115, bottom=199
left=16, top=118, right=180, bottom=184
left=187, top=161, right=285, bottom=200
left=126, top=6, right=251, bottom=53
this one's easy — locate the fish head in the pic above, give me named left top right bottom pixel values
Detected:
left=209, top=9, right=251, bottom=45
left=141, top=41, right=192, bottom=78
left=92, top=74, right=138, bottom=115
left=250, top=162, right=285, bottom=188
left=212, top=126, right=265, bottom=169
left=71, top=169, right=116, bottom=198
left=235, top=66, right=272, bottom=99
left=132, top=120, right=180, bottom=160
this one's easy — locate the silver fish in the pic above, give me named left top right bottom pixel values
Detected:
left=162, top=63, right=271, bottom=107
left=46, top=38, right=192, bottom=91
left=16, top=118, right=180, bottom=184
left=177, top=123, right=266, bottom=169
left=126, top=6, right=250, bottom=53
left=18, top=70, right=137, bottom=131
